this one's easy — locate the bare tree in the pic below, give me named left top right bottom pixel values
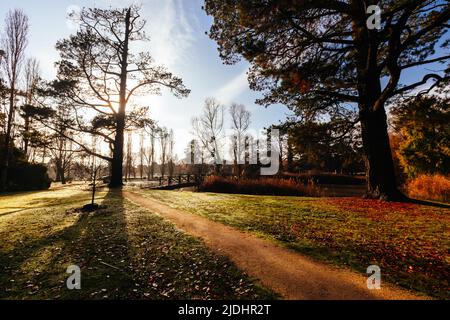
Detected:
left=49, top=134, right=76, bottom=184
left=229, top=103, right=250, bottom=176
left=0, top=9, right=29, bottom=190
left=168, top=129, right=175, bottom=179
left=188, top=139, right=196, bottom=173
left=21, top=57, right=40, bottom=158
left=187, top=139, right=206, bottom=176
left=159, top=127, right=169, bottom=179
left=125, top=132, right=133, bottom=181
left=48, top=106, right=76, bottom=184
left=144, top=124, right=157, bottom=180
left=139, top=132, right=145, bottom=179
left=192, top=98, right=224, bottom=173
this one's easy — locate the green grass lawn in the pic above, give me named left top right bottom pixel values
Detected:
left=137, top=190, right=450, bottom=299
left=0, top=185, right=276, bottom=300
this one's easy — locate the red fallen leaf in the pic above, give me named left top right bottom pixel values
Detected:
left=325, top=197, right=439, bottom=218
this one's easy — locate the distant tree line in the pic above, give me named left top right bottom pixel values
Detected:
left=188, top=97, right=365, bottom=178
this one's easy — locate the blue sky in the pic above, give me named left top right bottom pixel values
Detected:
left=1, top=1, right=448, bottom=158
left=0, top=0, right=290, bottom=157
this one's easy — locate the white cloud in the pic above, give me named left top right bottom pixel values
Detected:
left=145, top=0, right=197, bottom=69
left=214, top=68, right=250, bottom=105
left=88, top=0, right=197, bottom=69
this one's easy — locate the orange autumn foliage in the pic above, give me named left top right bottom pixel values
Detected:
left=199, top=176, right=322, bottom=196
left=406, top=174, right=450, bottom=203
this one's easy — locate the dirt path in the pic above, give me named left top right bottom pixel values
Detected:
left=124, top=191, right=426, bottom=300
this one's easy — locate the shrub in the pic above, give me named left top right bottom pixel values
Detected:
left=282, top=172, right=365, bottom=185
left=8, top=163, right=52, bottom=191
left=199, top=176, right=322, bottom=197
left=0, top=137, right=52, bottom=192
left=406, top=174, right=450, bottom=203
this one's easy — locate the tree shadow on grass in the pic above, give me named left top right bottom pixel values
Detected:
left=60, top=188, right=136, bottom=299
left=0, top=197, right=103, bottom=217
left=406, top=198, right=450, bottom=209
left=0, top=188, right=135, bottom=299
left=1, top=188, right=279, bottom=300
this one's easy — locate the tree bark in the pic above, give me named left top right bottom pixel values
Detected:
left=109, top=8, right=131, bottom=188
left=359, top=104, right=405, bottom=201
left=110, top=121, right=125, bottom=187
left=352, top=11, right=406, bottom=201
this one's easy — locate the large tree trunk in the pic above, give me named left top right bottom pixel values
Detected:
left=359, top=106, right=405, bottom=201
left=110, top=120, right=125, bottom=188
left=109, top=8, right=131, bottom=188
left=352, top=12, right=405, bottom=201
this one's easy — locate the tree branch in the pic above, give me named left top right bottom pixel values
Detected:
left=393, top=73, right=449, bottom=96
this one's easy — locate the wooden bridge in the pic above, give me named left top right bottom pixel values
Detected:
left=125, top=174, right=206, bottom=190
